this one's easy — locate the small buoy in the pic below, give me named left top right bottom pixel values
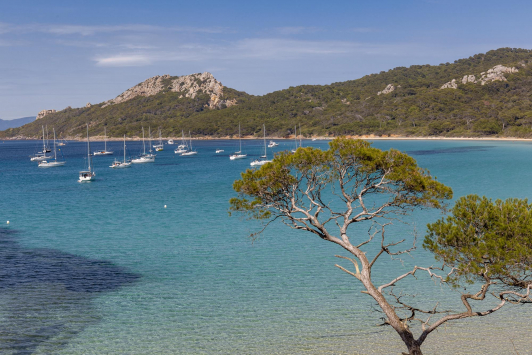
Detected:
left=164, top=205, right=167, bottom=208
left=6, top=221, right=9, bottom=224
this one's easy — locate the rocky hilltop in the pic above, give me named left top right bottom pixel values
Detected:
left=102, top=72, right=236, bottom=109
left=36, top=109, right=56, bottom=120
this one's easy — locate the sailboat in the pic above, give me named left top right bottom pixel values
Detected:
left=110, top=135, right=132, bottom=168
left=131, top=127, right=155, bottom=163
left=250, top=124, right=272, bottom=166
left=299, top=123, right=303, bottom=149
left=79, top=124, right=95, bottom=182
left=93, top=127, right=113, bottom=155
left=230, top=123, right=247, bottom=160
left=44, top=126, right=51, bottom=152
left=181, top=131, right=198, bottom=156
left=30, top=125, right=53, bottom=161
left=291, top=125, right=298, bottom=153
left=38, top=128, right=66, bottom=167
left=174, top=130, right=188, bottom=154
left=154, top=128, right=164, bottom=151
left=267, top=140, right=278, bottom=148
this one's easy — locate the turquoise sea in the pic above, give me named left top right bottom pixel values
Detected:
left=1, top=138, right=531, bottom=354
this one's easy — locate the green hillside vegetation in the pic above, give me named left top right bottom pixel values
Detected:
left=3, top=47, right=532, bottom=139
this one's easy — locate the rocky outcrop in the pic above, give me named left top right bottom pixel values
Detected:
left=478, top=65, right=519, bottom=85
left=102, top=72, right=235, bottom=109
left=462, top=75, right=476, bottom=84
left=441, top=79, right=458, bottom=89
left=441, top=65, right=518, bottom=89
left=377, top=84, right=395, bottom=95
left=36, top=109, right=56, bottom=120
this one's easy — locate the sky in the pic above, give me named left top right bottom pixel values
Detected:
left=1, top=0, right=532, bottom=119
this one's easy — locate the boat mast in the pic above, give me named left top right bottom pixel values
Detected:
left=263, top=124, right=267, bottom=158
left=42, top=125, right=46, bottom=152
left=104, top=127, right=107, bottom=152
left=294, top=125, right=297, bottom=150
left=189, top=131, right=193, bottom=150
left=148, top=126, right=152, bottom=153
left=53, top=128, right=57, bottom=161
left=86, top=124, right=91, bottom=171
left=299, top=123, right=302, bottom=148
left=239, top=123, right=242, bottom=153
left=142, top=127, right=146, bottom=155
left=123, top=135, right=127, bottom=163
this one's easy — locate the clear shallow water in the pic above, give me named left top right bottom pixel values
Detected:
left=1, top=138, right=532, bottom=354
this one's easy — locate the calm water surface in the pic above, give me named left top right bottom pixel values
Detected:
left=0, top=138, right=531, bottom=354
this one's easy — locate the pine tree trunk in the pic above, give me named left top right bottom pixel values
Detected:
left=406, top=343, right=423, bottom=355
left=399, top=330, right=423, bottom=355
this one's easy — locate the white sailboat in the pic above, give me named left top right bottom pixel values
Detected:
left=230, top=123, right=247, bottom=160
left=215, top=149, right=224, bottom=153
left=154, top=128, right=164, bottom=151
left=291, top=125, right=298, bottom=153
left=131, top=127, right=156, bottom=163
left=251, top=124, right=272, bottom=166
left=110, top=135, right=132, bottom=168
left=30, top=125, right=53, bottom=161
left=267, top=140, right=278, bottom=148
left=79, top=124, right=95, bottom=182
left=93, top=127, right=113, bottom=155
left=181, top=131, right=198, bottom=156
left=38, top=128, right=66, bottom=168
left=174, top=130, right=188, bottom=154
left=299, top=123, right=303, bottom=148
left=44, top=126, right=51, bottom=152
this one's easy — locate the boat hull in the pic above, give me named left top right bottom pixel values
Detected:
left=250, top=160, right=272, bottom=166
left=38, top=161, right=66, bottom=168
left=110, top=162, right=132, bottom=168
left=131, top=156, right=155, bottom=163
left=230, top=154, right=247, bottom=160
left=31, top=155, right=52, bottom=161
left=78, top=171, right=95, bottom=182
left=93, top=151, right=113, bottom=156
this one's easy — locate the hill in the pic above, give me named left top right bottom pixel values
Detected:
left=3, top=48, right=532, bottom=139
left=0, top=117, right=35, bottom=131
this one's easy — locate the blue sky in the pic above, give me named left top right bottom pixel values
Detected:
left=1, top=0, right=531, bottom=119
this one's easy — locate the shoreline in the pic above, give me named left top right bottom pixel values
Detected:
left=4, top=135, right=532, bottom=142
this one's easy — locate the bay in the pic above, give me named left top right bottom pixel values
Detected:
left=0, top=138, right=531, bottom=354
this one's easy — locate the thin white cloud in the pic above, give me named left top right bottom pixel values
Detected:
left=0, top=22, right=230, bottom=36
left=95, top=54, right=152, bottom=67
left=93, top=38, right=418, bottom=67
left=55, top=39, right=110, bottom=48
left=45, top=24, right=159, bottom=36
